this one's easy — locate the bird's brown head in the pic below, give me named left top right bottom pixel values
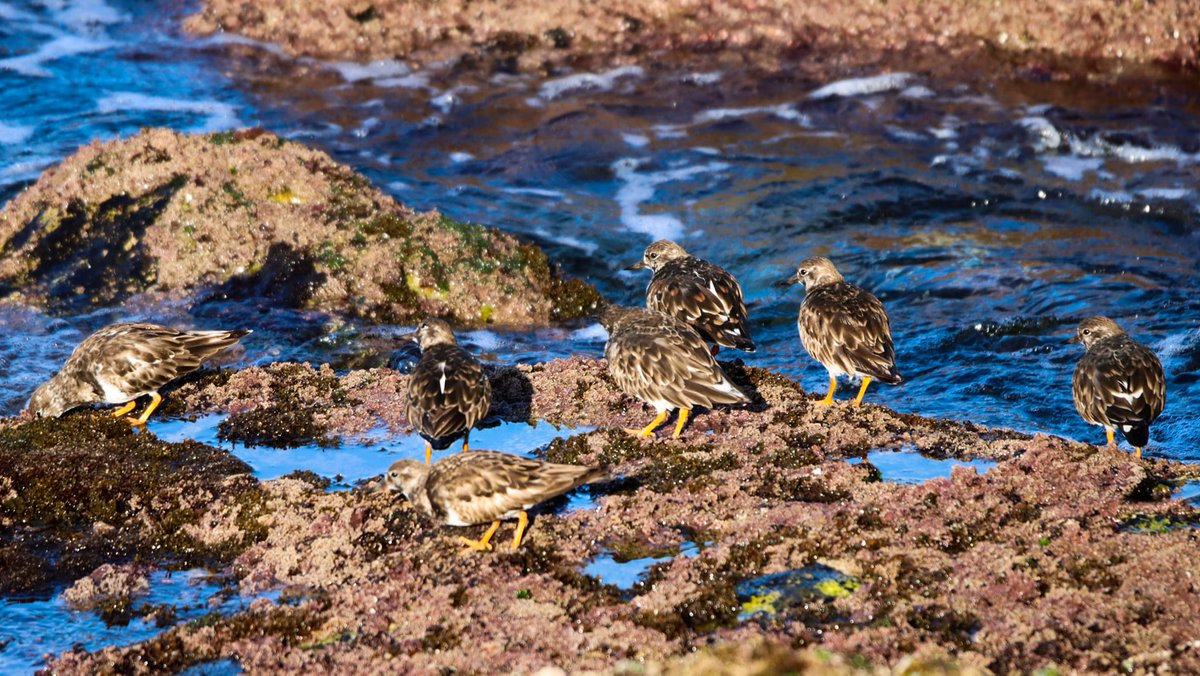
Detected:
left=783, top=256, right=844, bottom=290
left=405, top=318, right=458, bottom=351
left=27, top=377, right=80, bottom=419
left=597, top=303, right=639, bottom=333
left=626, top=239, right=689, bottom=272
left=385, top=459, right=430, bottom=498
left=1069, top=316, right=1125, bottom=350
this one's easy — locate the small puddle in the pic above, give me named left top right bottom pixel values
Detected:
left=850, top=445, right=997, bottom=484
left=148, top=415, right=593, bottom=491
left=583, top=541, right=700, bottom=590
left=1119, top=513, right=1200, bottom=534
left=0, top=569, right=270, bottom=674
left=735, top=563, right=860, bottom=621
left=179, top=657, right=243, bottom=676
left=1174, top=480, right=1200, bottom=506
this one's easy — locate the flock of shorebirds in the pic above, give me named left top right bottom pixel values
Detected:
left=24, top=240, right=1166, bottom=552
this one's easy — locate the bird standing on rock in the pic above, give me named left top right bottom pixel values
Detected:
left=782, top=256, right=901, bottom=405
left=599, top=304, right=749, bottom=438
left=27, top=322, right=250, bottom=424
left=385, top=450, right=606, bottom=552
left=403, top=318, right=492, bottom=464
left=627, top=239, right=755, bottom=355
left=1069, top=316, right=1165, bottom=458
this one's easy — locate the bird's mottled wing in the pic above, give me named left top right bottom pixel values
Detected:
left=427, top=450, right=604, bottom=524
left=647, top=260, right=754, bottom=349
left=1075, top=338, right=1165, bottom=429
left=405, top=344, right=492, bottom=446
left=800, top=284, right=900, bottom=382
left=606, top=312, right=748, bottom=409
left=82, top=324, right=201, bottom=399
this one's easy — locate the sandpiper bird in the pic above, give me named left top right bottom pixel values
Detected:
left=27, top=322, right=250, bottom=424
left=782, top=257, right=901, bottom=405
left=599, top=304, right=749, bottom=437
left=1069, top=316, right=1165, bottom=458
left=627, top=240, right=755, bottom=354
left=386, top=450, right=606, bottom=552
left=403, top=318, right=492, bottom=464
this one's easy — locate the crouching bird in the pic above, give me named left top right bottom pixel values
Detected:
left=385, top=450, right=606, bottom=552
left=27, top=322, right=250, bottom=425
left=1069, top=316, right=1165, bottom=458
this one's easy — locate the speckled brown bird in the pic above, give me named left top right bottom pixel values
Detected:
left=627, top=239, right=755, bottom=354
left=403, top=318, right=492, bottom=464
left=27, top=322, right=250, bottom=424
left=1069, top=316, right=1166, bottom=458
left=599, top=304, right=749, bottom=438
left=782, top=257, right=901, bottom=405
left=386, top=450, right=606, bottom=552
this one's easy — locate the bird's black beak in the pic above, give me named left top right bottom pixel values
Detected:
left=625, top=260, right=647, bottom=271
left=396, top=329, right=417, bottom=342
left=1065, top=334, right=1081, bottom=344
left=777, top=272, right=801, bottom=288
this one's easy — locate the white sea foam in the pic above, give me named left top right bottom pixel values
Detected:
left=462, top=330, right=502, bottom=352
left=54, top=0, right=127, bottom=29
left=0, top=122, right=34, bottom=145
left=651, top=124, right=687, bottom=139
left=900, top=85, right=935, bottom=99
left=538, top=65, right=643, bottom=100
left=95, top=93, right=241, bottom=132
left=885, top=125, right=926, bottom=143
left=0, top=2, right=39, bottom=21
left=448, top=151, right=474, bottom=163
left=1070, top=135, right=1196, bottom=164
left=692, top=103, right=809, bottom=126
left=1017, top=116, right=1063, bottom=151
left=1088, top=188, right=1133, bottom=205
left=199, top=32, right=290, bottom=58
left=1042, top=155, right=1103, bottom=181
left=682, top=71, right=722, bottom=85
left=809, top=72, right=912, bottom=99
left=611, top=157, right=729, bottom=240
left=0, top=35, right=114, bottom=77
left=1137, top=187, right=1191, bottom=200
left=375, top=72, right=431, bottom=89
left=502, top=187, right=567, bottom=199
left=621, top=132, right=649, bottom=148
left=329, top=59, right=411, bottom=83
left=571, top=323, right=609, bottom=342
left=534, top=228, right=596, bottom=254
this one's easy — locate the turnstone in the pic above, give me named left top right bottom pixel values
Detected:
left=27, top=322, right=250, bottom=424
left=1069, top=316, right=1165, bottom=458
left=599, top=304, right=749, bottom=437
left=403, top=318, right=492, bottom=464
left=627, top=240, right=755, bottom=354
left=782, top=257, right=901, bottom=405
left=386, top=450, right=606, bottom=552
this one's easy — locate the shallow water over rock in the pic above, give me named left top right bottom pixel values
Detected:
left=852, top=446, right=998, bottom=484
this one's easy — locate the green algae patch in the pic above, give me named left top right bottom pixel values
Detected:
left=0, top=128, right=597, bottom=327
left=735, top=564, right=861, bottom=622
left=0, top=412, right=265, bottom=595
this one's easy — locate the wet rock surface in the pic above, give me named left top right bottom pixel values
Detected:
left=185, top=0, right=1200, bottom=76
left=0, top=414, right=263, bottom=598
left=26, top=358, right=1200, bottom=673
left=0, top=128, right=598, bottom=326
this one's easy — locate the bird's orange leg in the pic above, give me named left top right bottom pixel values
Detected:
left=1134, top=447, right=1143, bottom=459
left=462, top=437, right=470, bottom=452
left=459, top=520, right=500, bottom=552
left=110, top=401, right=137, bottom=418
left=637, top=410, right=669, bottom=437
left=1105, top=428, right=1115, bottom=448
left=510, top=511, right=529, bottom=550
left=853, top=376, right=873, bottom=406
left=672, top=408, right=690, bottom=438
left=710, top=344, right=721, bottom=357
left=129, top=392, right=163, bottom=426
left=817, top=376, right=837, bottom=405
left=424, top=441, right=433, bottom=465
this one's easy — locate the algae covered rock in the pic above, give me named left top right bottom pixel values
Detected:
left=0, top=128, right=598, bottom=325
left=0, top=412, right=265, bottom=595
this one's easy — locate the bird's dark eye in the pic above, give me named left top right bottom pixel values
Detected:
left=1083, top=329, right=1091, bottom=335
left=800, top=269, right=809, bottom=276
left=649, top=253, right=658, bottom=259
left=389, top=471, right=398, bottom=478
left=35, top=411, right=42, bottom=419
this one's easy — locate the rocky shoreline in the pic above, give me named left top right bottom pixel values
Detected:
left=184, top=0, right=1200, bottom=80
left=0, top=357, right=1194, bottom=672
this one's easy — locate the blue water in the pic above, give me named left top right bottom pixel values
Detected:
left=584, top=540, right=700, bottom=590
left=850, top=446, right=998, bottom=484
left=2, top=0, right=1200, bottom=668
left=0, top=568, right=272, bottom=673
